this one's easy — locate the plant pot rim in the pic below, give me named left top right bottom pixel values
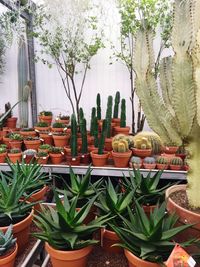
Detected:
left=28, top=185, right=47, bottom=201
left=101, top=228, right=120, bottom=240
left=111, top=150, right=132, bottom=157
left=0, top=243, right=18, bottom=264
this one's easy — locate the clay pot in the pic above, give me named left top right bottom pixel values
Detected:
left=0, top=243, right=18, bottom=267
left=38, top=115, right=52, bottom=126
left=143, top=163, right=156, bottom=170
left=124, top=249, right=161, bottom=267
left=113, top=126, right=130, bottom=136
left=51, top=128, right=64, bottom=133
left=156, top=163, right=168, bottom=170
left=0, top=210, right=33, bottom=254
left=34, top=126, right=50, bottom=132
left=112, top=118, right=121, bottom=127
left=164, top=146, right=178, bottom=154
left=66, top=155, right=81, bottom=166
left=2, top=137, right=11, bottom=149
left=9, top=141, right=22, bottom=150
left=90, top=151, right=109, bottom=167
left=169, top=164, right=182, bottom=171
left=132, top=148, right=152, bottom=158
left=23, top=154, right=35, bottom=164
left=45, top=243, right=93, bottom=267
left=39, top=133, right=53, bottom=145
left=143, top=205, right=157, bottom=217
left=80, top=153, right=91, bottom=165
left=166, top=185, right=200, bottom=255
left=64, top=146, right=71, bottom=156
left=105, top=138, right=113, bottom=152
left=24, top=140, right=41, bottom=151
left=112, top=150, right=132, bottom=168
left=129, top=162, right=142, bottom=169
left=7, top=152, right=22, bottom=163
left=101, top=229, right=123, bottom=254
left=35, top=155, right=49, bottom=165
left=28, top=186, right=47, bottom=212
left=20, top=130, right=36, bottom=138
left=5, top=117, right=17, bottom=129
left=0, top=152, right=7, bottom=163
left=53, top=135, right=69, bottom=147
left=49, top=153, right=63, bottom=164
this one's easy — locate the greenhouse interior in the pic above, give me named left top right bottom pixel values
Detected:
left=0, top=0, right=200, bottom=266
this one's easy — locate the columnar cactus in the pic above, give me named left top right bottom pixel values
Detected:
left=93, top=116, right=99, bottom=148
left=79, top=108, right=84, bottom=133
left=90, top=107, right=96, bottom=136
left=105, top=96, right=113, bottom=138
left=98, top=119, right=107, bottom=155
left=133, top=0, right=200, bottom=207
left=120, top=99, right=126, bottom=128
left=96, top=93, right=101, bottom=120
left=81, top=118, right=88, bottom=154
left=113, top=91, right=120, bottom=119
left=70, top=114, right=77, bottom=157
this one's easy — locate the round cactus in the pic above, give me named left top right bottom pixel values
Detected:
left=130, top=156, right=142, bottom=164
left=112, top=139, right=129, bottom=153
left=156, top=156, right=168, bottom=165
left=134, top=137, right=152, bottom=150
left=170, top=157, right=183, bottom=166
left=143, top=157, right=156, bottom=164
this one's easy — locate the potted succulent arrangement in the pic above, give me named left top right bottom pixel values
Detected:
left=38, top=111, right=53, bottom=126
left=20, top=128, right=36, bottom=137
left=22, top=149, right=37, bottom=164
left=164, top=144, right=179, bottom=155
left=7, top=148, right=22, bottom=163
left=35, top=151, right=49, bottom=165
left=143, top=156, right=156, bottom=170
left=111, top=201, right=197, bottom=267
left=169, top=156, right=183, bottom=171
left=90, top=119, right=109, bottom=167
left=38, top=144, right=52, bottom=153
left=95, top=179, right=134, bottom=254
left=39, top=131, right=53, bottom=145
left=9, top=133, right=23, bottom=149
left=5, top=117, right=18, bottom=129
left=49, top=147, right=64, bottom=165
left=111, top=137, right=132, bottom=168
left=0, top=225, right=18, bottom=267
left=33, top=191, right=110, bottom=267
left=55, top=113, right=70, bottom=124
left=156, top=156, right=169, bottom=170
left=132, top=136, right=152, bottom=158
left=112, top=91, right=121, bottom=126
left=51, top=122, right=66, bottom=133
left=114, top=99, right=130, bottom=135
left=24, top=136, right=41, bottom=151
left=52, top=132, right=69, bottom=148
left=129, top=156, right=142, bottom=168
left=0, top=147, right=7, bottom=163
left=34, top=122, right=50, bottom=132
left=104, top=96, right=113, bottom=151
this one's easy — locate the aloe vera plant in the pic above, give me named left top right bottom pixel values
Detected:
left=0, top=225, right=16, bottom=256
left=110, top=201, right=197, bottom=263
left=33, top=191, right=110, bottom=250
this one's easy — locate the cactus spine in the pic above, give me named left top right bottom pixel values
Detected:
left=156, top=157, right=168, bottom=165
left=81, top=118, right=88, bottom=154
left=112, top=139, right=129, bottom=153
left=96, top=93, right=101, bottom=120
left=105, top=96, right=113, bottom=138
left=90, top=107, right=96, bottom=136
left=70, top=114, right=78, bottom=157
left=98, top=119, right=107, bottom=155
left=113, top=91, right=120, bottom=119
left=120, top=99, right=126, bottom=128
left=170, top=157, right=183, bottom=166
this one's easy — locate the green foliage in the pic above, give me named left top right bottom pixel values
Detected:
left=33, top=190, right=110, bottom=250
left=96, top=93, right=101, bottom=120
left=81, top=118, right=88, bottom=154
left=170, top=157, right=183, bottom=166
left=37, top=151, right=48, bottom=158
left=39, top=144, right=51, bottom=150
left=70, top=114, right=78, bottom=157
left=98, top=119, right=107, bottom=155
left=36, top=122, right=49, bottom=127
left=40, top=111, right=52, bottom=116
left=0, top=148, right=6, bottom=154
left=156, top=157, right=168, bottom=165
left=52, top=122, right=65, bottom=128
left=113, top=91, right=120, bottom=119
left=0, top=34, right=5, bottom=77
left=93, top=117, right=99, bottom=148
left=111, top=201, right=197, bottom=263
left=90, top=107, right=96, bottom=136
left=122, top=169, right=171, bottom=205
left=0, top=225, right=16, bottom=256
left=112, top=139, right=129, bottom=153
left=120, top=99, right=126, bottom=128
left=50, top=147, right=63, bottom=154
left=9, top=148, right=21, bottom=154
left=105, top=96, right=113, bottom=138
left=9, top=133, right=23, bottom=141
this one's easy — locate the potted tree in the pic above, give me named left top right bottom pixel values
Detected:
left=111, top=138, right=132, bottom=168
left=38, top=111, right=53, bottom=126
left=112, top=91, right=121, bottom=126
left=114, top=99, right=130, bottom=135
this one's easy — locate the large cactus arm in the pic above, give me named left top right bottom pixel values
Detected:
left=171, top=0, right=196, bottom=138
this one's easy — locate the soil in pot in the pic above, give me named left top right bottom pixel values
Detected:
left=0, top=243, right=18, bottom=267
left=112, top=150, right=132, bottom=168
left=169, top=164, right=182, bottom=171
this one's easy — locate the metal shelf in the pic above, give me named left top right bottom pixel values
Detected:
left=0, top=163, right=187, bottom=180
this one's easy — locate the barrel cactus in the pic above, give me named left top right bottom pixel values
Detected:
left=134, top=137, right=151, bottom=150
left=170, top=157, right=183, bottom=166
left=143, top=157, right=156, bottom=164
left=133, top=0, right=200, bottom=207
left=156, top=157, right=168, bottom=165
left=112, top=139, right=129, bottom=153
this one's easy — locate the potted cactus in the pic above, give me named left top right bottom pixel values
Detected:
left=132, top=137, right=152, bottom=158
left=114, top=99, right=130, bottom=135
left=96, top=93, right=101, bottom=121
left=9, top=133, right=23, bottom=149
left=164, top=144, right=179, bottom=155
left=7, top=148, right=22, bottom=163
left=105, top=96, right=114, bottom=151
left=35, top=151, right=49, bottom=165
left=80, top=118, right=91, bottom=165
left=169, top=156, right=183, bottom=171
left=90, top=119, right=109, bottom=167
left=51, top=122, right=66, bottom=133
left=0, top=147, right=7, bottom=163
left=88, top=116, right=99, bottom=152
left=38, top=144, right=52, bottom=153
left=55, top=113, right=70, bottom=125
left=52, top=132, right=69, bottom=148
left=38, top=110, right=53, bottom=126
left=49, top=147, right=64, bottom=165
left=143, top=157, right=156, bottom=170
left=20, top=128, right=36, bottom=138
left=34, top=121, right=50, bottom=132
left=24, top=136, right=41, bottom=151
left=2, top=133, right=11, bottom=149
left=39, top=131, right=53, bottom=145
left=0, top=225, right=18, bottom=267
left=156, top=156, right=168, bottom=170
left=111, top=138, right=132, bottom=168
left=112, top=91, right=121, bottom=126
left=22, top=149, right=37, bottom=164
left=129, top=156, right=142, bottom=169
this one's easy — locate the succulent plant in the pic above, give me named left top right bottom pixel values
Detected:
left=0, top=225, right=16, bottom=256
left=96, top=93, right=101, bottom=120
left=80, top=118, right=88, bottom=154
left=58, top=114, right=70, bottom=120
left=0, top=148, right=6, bottom=154
left=130, top=156, right=142, bottom=164
left=98, top=119, right=107, bottom=155
left=170, top=157, right=183, bottom=166
left=9, top=148, right=21, bottom=154
left=36, top=122, right=49, bottom=127
left=120, top=99, right=126, bottom=128
left=24, top=136, right=40, bottom=141
left=105, top=96, right=113, bottom=138
left=21, top=128, right=34, bottom=132
left=23, top=149, right=37, bottom=156
left=112, top=139, right=129, bottom=153
left=37, top=151, right=48, bottom=158
left=143, top=157, right=156, bottom=164
left=0, top=144, right=7, bottom=149
left=156, top=156, right=168, bottom=165
left=70, top=114, right=78, bottom=157
left=49, top=146, right=63, bottom=154
left=39, top=144, right=51, bottom=149
left=39, top=111, right=52, bottom=116
left=134, top=137, right=152, bottom=150
left=113, top=91, right=120, bottom=119
left=93, top=117, right=99, bottom=148
left=52, top=122, right=65, bottom=128
left=9, top=133, right=23, bottom=141
left=90, top=107, right=96, bottom=136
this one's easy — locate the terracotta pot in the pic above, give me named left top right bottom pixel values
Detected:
left=35, top=155, right=49, bottom=165
left=24, top=140, right=41, bottom=150
left=39, top=133, right=53, bottom=145
left=132, top=148, right=152, bottom=158
left=113, top=126, right=130, bottom=136
left=0, top=243, right=18, bottom=267
left=164, top=146, right=178, bottom=154
left=0, top=152, right=7, bottom=163
left=66, top=155, right=81, bottom=166
left=2, top=137, right=11, bottom=149
left=51, top=128, right=64, bottom=133
left=90, top=151, right=109, bottom=167
left=169, top=164, right=182, bottom=171
left=23, top=154, right=35, bottom=164
left=0, top=130, right=8, bottom=138
left=112, top=150, right=132, bottom=168
left=88, top=145, right=97, bottom=153
left=176, top=153, right=187, bottom=161
left=20, top=131, right=36, bottom=137
left=161, top=153, right=176, bottom=159
left=38, top=115, right=52, bottom=126
left=105, top=138, right=113, bottom=152
left=5, top=117, right=17, bottom=129
left=80, top=153, right=91, bottom=165
left=124, top=249, right=161, bottom=267
left=101, top=229, right=123, bottom=254
left=9, top=141, right=22, bottom=149
left=129, top=162, right=142, bottom=169
left=64, top=146, right=71, bottom=156
left=45, top=243, right=93, bottom=267
left=156, top=163, right=168, bottom=170
left=166, top=185, right=200, bottom=255
left=143, top=163, right=156, bottom=170
left=34, top=126, right=50, bottom=132
left=0, top=210, right=33, bottom=254
left=49, top=153, right=63, bottom=164
left=28, top=186, right=47, bottom=212
left=38, top=148, right=50, bottom=154
left=143, top=205, right=157, bottom=217
left=53, top=135, right=69, bottom=147
left=7, top=152, right=22, bottom=163
left=112, top=118, right=121, bottom=127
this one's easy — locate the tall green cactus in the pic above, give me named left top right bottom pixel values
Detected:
left=96, top=93, right=101, bottom=120
left=98, top=119, right=107, bottom=155
left=93, top=116, right=99, bottom=148
left=79, top=107, right=84, bottom=133
left=120, top=99, right=126, bottom=128
left=113, top=91, right=120, bottom=119
left=70, top=114, right=78, bottom=157
left=134, top=0, right=200, bottom=207
left=105, top=96, right=113, bottom=138
left=81, top=118, right=88, bottom=154
left=90, top=107, right=96, bottom=136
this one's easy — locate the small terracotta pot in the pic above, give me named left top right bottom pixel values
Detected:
left=49, top=153, right=63, bottom=164
left=105, top=138, right=113, bottom=152
left=132, top=148, right=152, bottom=158
left=113, top=126, right=130, bottom=136
left=39, top=133, right=53, bottom=145
left=112, top=150, right=132, bottom=168
left=20, top=131, right=36, bottom=138
left=5, top=117, right=17, bottom=129
left=34, top=126, right=50, bottom=132
left=0, top=152, right=7, bottom=163
left=66, top=155, right=81, bottom=166
left=53, top=135, right=69, bottom=147
left=164, top=146, right=178, bottom=154
left=24, top=140, right=41, bottom=151
left=9, top=141, right=22, bottom=150
left=2, top=137, right=11, bottom=149
left=28, top=186, right=47, bottom=212
left=35, top=155, right=49, bottom=165
left=112, top=118, right=121, bottom=127
left=80, top=153, right=91, bottom=165
left=51, top=128, right=64, bottom=133
left=45, top=243, right=93, bottom=267
left=0, top=243, right=18, bottom=267
left=0, top=210, right=33, bottom=254
left=143, top=163, right=156, bottom=170
left=101, top=228, right=123, bottom=254
left=7, top=152, right=22, bottom=163
left=124, top=249, right=161, bottom=267
left=169, top=164, right=182, bottom=171
left=90, top=151, right=109, bottom=167
left=156, top=163, right=168, bottom=170
left=38, top=115, right=52, bottom=126
left=23, top=154, right=35, bottom=164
